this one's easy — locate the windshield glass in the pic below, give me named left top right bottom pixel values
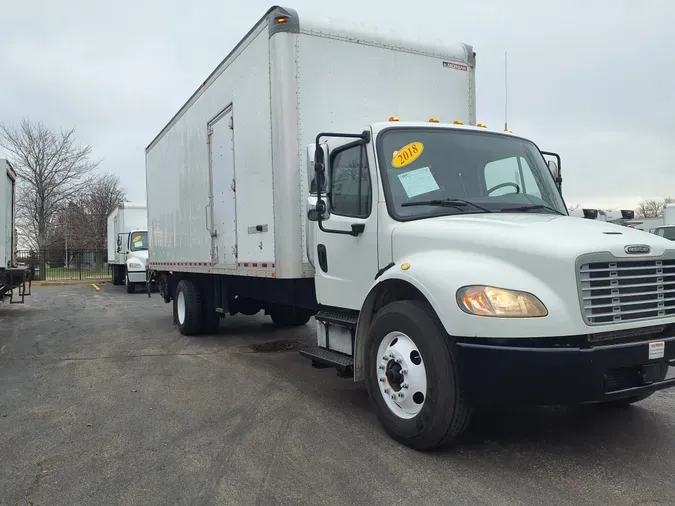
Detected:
left=376, top=127, right=567, bottom=220
left=130, top=232, right=148, bottom=251
left=655, top=227, right=675, bottom=240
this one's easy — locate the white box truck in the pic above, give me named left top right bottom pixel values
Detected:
left=107, top=202, right=148, bottom=293
left=0, top=159, right=30, bottom=304
left=145, top=6, right=675, bottom=450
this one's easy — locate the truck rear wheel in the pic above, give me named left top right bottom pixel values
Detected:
left=174, top=280, right=203, bottom=335
left=269, top=307, right=312, bottom=327
left=111, top=265, right=122, bottom=285
left=364, top=300, right=472, bottom=451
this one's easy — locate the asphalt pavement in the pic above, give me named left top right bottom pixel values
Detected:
left=1, top=284, right=675, bottom=505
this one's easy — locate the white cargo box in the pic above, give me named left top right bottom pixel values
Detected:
left=107, top=202, right=148, bottom=265
left=1, top=159, right=17, bottom=269
left=146, top=6, right=475, bottom=279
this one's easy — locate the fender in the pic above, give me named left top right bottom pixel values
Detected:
left=353, top=250, right=574, bottom=380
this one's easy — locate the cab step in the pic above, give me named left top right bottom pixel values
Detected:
left=300, top=346, right=354, bottom=374
left=315, top=309, right=358, bottom=328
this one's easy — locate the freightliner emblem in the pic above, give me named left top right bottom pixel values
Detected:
left=625, top=244, right=651, bottom=254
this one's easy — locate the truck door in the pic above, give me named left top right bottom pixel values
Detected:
left=309, top=138, right=379, bottom=310
left=208, top=107, right=237, bottom=267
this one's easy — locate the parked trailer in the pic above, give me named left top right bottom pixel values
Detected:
left=107, top=202, right=148, bottom=293
left=0, top=159, right=30, bottom=304
left=146, top=6, right=675, bottom=450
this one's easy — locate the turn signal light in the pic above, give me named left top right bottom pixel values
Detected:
left=453, top=120, right=464, bottom=125
left=428, top=118, right=439, bottom=123
left=477, top=123, right=487, bottom=128
left=388, top=116, right=399, bottom=122
left=276, top=16, right=288, bottom=24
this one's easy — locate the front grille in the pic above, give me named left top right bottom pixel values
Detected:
left=579, top=256, right=675, bottom=324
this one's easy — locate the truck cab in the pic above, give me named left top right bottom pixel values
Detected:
left=304, top=118, right=675, bottom=449
left=116, top=229, right=149, bottom=293
left=654, top=225, right=675, bottom=240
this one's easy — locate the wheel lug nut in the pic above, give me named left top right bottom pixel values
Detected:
left=402, top=383, right=409, bottom=389
left=398, top=392, right=404, bottom=398
left=384, top=388, right=390, bottom=394
left=378, top=365, right=385, bottom=370
left=389, top=353, right=395, bottom=359
left=382, top=356, right=389, bottom=361
left=391, top=394, right=397, bottom=400
left=379, top=377, right=386, bottom=383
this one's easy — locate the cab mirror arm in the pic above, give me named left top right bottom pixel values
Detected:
left=311, top=130, right=370, bottom=237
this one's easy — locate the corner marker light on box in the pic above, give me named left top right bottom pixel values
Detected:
left=456, top=285, right=548, bottom=318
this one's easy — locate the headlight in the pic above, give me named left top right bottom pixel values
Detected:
left=456, top=285, right=548, bottom=318
left=128, top=262, right=144, bottom=270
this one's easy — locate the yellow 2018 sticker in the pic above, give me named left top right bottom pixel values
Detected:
left=392, top=142, right=424, bottom=168
left=132, top=235, right=142, bottom=243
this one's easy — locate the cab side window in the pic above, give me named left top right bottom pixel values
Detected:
left=330, top=144, right=371, bottom=218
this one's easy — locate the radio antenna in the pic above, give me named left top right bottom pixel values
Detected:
left=504, top=51, right=509, bottom=132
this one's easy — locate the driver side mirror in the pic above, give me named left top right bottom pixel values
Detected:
left=547, top=160, right=559, bottom=179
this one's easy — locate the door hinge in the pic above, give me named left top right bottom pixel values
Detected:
left=229, top=115, right=234, bottom=130
left=230, top=179, right=236, bottom=192
left=207, top=126, right=214, bottom=135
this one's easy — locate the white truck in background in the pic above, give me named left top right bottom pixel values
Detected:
left=0, top=159, right=30, bottom=305
left=107, top=202, right=148, bottom=293
left=145, top=6, right=675, bottom=450
left=653, top=203, right=675, bottom=240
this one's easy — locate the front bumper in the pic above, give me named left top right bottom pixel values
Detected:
left=455, top=329, right=675, bottom=405
left=127, top=270, right=147, bottom=284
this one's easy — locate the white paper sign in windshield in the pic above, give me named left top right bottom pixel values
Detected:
left=397, top=166, right=440, bottom=198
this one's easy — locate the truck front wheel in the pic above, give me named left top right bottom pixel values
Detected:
left=125, top=270, right=136, bottom=293
left=364, top=300, right=472, bottom=451
left=174, top=279, right=203, bottom=335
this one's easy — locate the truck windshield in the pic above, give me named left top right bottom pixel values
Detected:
left=376, top=127, right=567, bottom=220
left=655, top=227, right=675, bottom=240
left=130, top=232, right=148, bottom=251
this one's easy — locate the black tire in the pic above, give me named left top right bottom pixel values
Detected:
left=125, top=270, right=136, bottom=294
left=112, top=265, right=122, bottom=285
left=174, top=279, right=203, bottom=336
left=270, top=307, right=312, bottom=327
left=364, top=300, right=472, bottom=451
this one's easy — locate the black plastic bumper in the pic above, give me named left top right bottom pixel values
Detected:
left=455, top=334, right=675, bottom=405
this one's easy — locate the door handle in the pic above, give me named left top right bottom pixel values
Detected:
left=205, top=204, right=210, bottom=231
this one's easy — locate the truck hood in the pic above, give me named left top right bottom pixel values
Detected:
left=391, top=213, right=672, bottom=262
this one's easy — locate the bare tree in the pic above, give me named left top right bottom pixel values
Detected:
left=0, top=119, right=100, bottom=250
left=50, top=173, right=126, bottom=250
left=635, top=197, right=675, bottom=218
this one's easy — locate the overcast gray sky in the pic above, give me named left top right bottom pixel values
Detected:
left=1, top=0, right=672, bottom=210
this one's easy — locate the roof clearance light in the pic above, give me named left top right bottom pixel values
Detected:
left=453, top=120, right=464, bottom=125
left=429, top=118, right=439, bottom=123
left=276, top=16, right=288, bottom=24
left=477, top=123, right=487, bottom=128
left=505, top=129, right=513, bottom=133
left=388, top=116, right=399, bottom=122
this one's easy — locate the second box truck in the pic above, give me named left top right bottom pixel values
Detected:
left=145, top=6, right=675, bottom=450
left=107, top=202, right=148, bottom=293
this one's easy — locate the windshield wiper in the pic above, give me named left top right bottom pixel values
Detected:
left=498, top=204, right=565, bottom=215
left=401, top=198, right=492, bottom=213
